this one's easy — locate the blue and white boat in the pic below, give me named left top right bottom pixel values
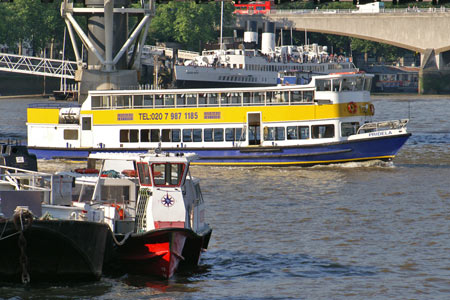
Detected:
left=26, top=71, right=410, bottom=166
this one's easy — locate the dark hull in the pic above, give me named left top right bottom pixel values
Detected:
left=107, top=227, right=212, bottom=279
left=28, top=134, right=411, bottom=167
left=0, top=220, right=111, bottom=282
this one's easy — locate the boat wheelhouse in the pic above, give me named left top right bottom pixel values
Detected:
left=27, top=72, right=411, bottom=166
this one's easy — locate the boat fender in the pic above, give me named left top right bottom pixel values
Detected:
left=369, top=104, right=375, bottom=115
left=347, top=102, right=357, bottom=114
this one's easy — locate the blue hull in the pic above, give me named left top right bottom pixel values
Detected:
left=28, top=134, right=411, bottom=166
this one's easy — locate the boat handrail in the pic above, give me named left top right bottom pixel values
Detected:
left=357, top=119, right=409, bottom=134
left=28, top=103, right=81, bottom=109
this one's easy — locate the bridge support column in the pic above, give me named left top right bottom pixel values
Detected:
left=419, top=49, right=450, bottom=94
left=75, top=69, right=138, bottom=102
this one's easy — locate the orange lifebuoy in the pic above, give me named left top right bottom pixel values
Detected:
left=110, top=204, right=124, bottom=220
left=347, top=102, right=357, bottom=114
left=369, top=104, right=375, bottom=115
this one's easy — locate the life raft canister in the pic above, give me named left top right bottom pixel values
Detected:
left=369, top=104, right=375, bottom=115
left=74, top=168, right=99, bottom=174
left=347, top=102, right=357, bottom=114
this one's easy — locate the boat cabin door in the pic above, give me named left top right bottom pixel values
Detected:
left=80, top=115, right=93, bottom=148
left=247, top=112, right=261, bottom=146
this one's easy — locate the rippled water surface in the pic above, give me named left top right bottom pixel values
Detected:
left=0, top=96, right=449, bottom=299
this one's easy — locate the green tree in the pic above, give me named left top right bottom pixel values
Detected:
left=0, top=0, right=64, bottom=57
left=148, top=1, right=234, bottom=51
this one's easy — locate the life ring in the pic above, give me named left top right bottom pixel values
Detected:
left=369, top=104, right=375, bottom=115
left=347, top=102, right=357, bottom=114
left=74, top=168, right=99, bottom=174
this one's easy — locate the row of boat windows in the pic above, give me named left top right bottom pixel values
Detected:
left=244, top=64, right=326, bottom=73
left=316, top=77, right=372, bottom=92
left=62, top=122, right=360, bottom=142
left=91, top=90, right=315, bottom=109
left=114, top=122, right=360, bottom=144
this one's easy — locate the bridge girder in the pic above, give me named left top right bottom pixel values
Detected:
left=237, top=12, right=450, bottom=56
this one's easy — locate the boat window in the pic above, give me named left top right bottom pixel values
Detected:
left=316, top=79, right=332, bottom=91
left=225, top=128, right=234, bottom=141
left=203, top=128, right=223, bottom=142
left=143, top=95, right=153, bottom=107
left=364, top=77, right=372, bottom=91
left=141, top=129, right=150, bottom=142
left=64, top=129, right=78, bottom=140
left=214, top=128, right=224, bottom=141
left=186, top=94, right=197, bottom=106
left=183, top=129, right=192, bottom=142
left=198, top=94, right=207, bottom=107
left=164, top=94, right=175, bottom=107
left=82, top=117, right=91, bottom=130
left=220, top=93, right=230, bottom=105
left=151, top=129, right=160, bottom=142
left=134, top=95, right=144, bottom=107
left=264, top=127, right=285, bottom=141
left=204, top=128, right=213, bottom=142
left=341, top=78, right=355, bottom=91
left=355, top=76, right=364, bottom=91
left=341, top=122, right=359, bottom=137
left=193, top=129, right=202, bottom=142
left=137, top=162, right=152, bottom=186
left=155, top=95, right=163, bottom=107
left=177, top=94, right=186, bottom=107
left=243, top=92, right=251, bottom=104
left=208, top=93, right=218, bottom=105
left=120, top=129, right=139, bottom=143
left=287, top=126, right=309, bottom=140
left=91, top=96, right=101, bottom=108
left=252, top=92, right=264, bottom=104
left=151, top=163, right=185, bottom=187
left=236, top=128, right=246, bottom=141
left=332, top=79, right=341, bottom=92
left=312, top=124, right=335, bottom=139
left=172, top=129, right=181, bottom=142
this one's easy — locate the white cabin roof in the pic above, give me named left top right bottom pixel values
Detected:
left=88, top=151, right=198, bottom=164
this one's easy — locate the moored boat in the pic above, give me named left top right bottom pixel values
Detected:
left=79, top=151, right=212, bottom=279
left=26, top=71, right=411, bottom=166
left=0, top=165, right=110, bottom=283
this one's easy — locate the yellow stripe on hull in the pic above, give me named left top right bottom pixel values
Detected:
left=191, top=155, right=394, bottom=166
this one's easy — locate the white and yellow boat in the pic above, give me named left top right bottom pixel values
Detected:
left=27, top=72, right=410, bottom=166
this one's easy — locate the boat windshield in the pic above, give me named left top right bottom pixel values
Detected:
left=151, top=163, right=185, bottom=187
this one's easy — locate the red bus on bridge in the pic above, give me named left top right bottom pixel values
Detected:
left=233, top=1, right=272, bottom=15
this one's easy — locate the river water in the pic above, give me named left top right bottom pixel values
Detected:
left=0, top=95, right=449, bottom=299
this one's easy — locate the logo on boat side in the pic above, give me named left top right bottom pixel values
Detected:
left=117, top=113, right=134, bottom=121
left=204, top=111, right=221, bottom=120
left=161, top=193, right=175, bottom=207
left=368, top=131, right=393, bottom=137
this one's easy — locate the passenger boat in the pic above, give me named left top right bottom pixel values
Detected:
left=0, top=165, right=110, bottom=283
left=74, top=151, right=212, bottom=279
left=174, top=21, right=356, bottom=88
left=26, top=71, right=411, bottom=166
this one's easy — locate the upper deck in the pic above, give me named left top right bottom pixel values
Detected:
left=85, top=73, right=373, bottom=111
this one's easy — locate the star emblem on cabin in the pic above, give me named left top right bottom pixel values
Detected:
left=161, top=193, right=175, bottom=207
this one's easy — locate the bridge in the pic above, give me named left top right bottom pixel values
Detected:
left=236, top=7, right=450, bottom=93
left=0, top=53, right=77, bottom=79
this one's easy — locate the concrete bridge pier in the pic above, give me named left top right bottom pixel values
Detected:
left=420, top=49, right=450, bottom=94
